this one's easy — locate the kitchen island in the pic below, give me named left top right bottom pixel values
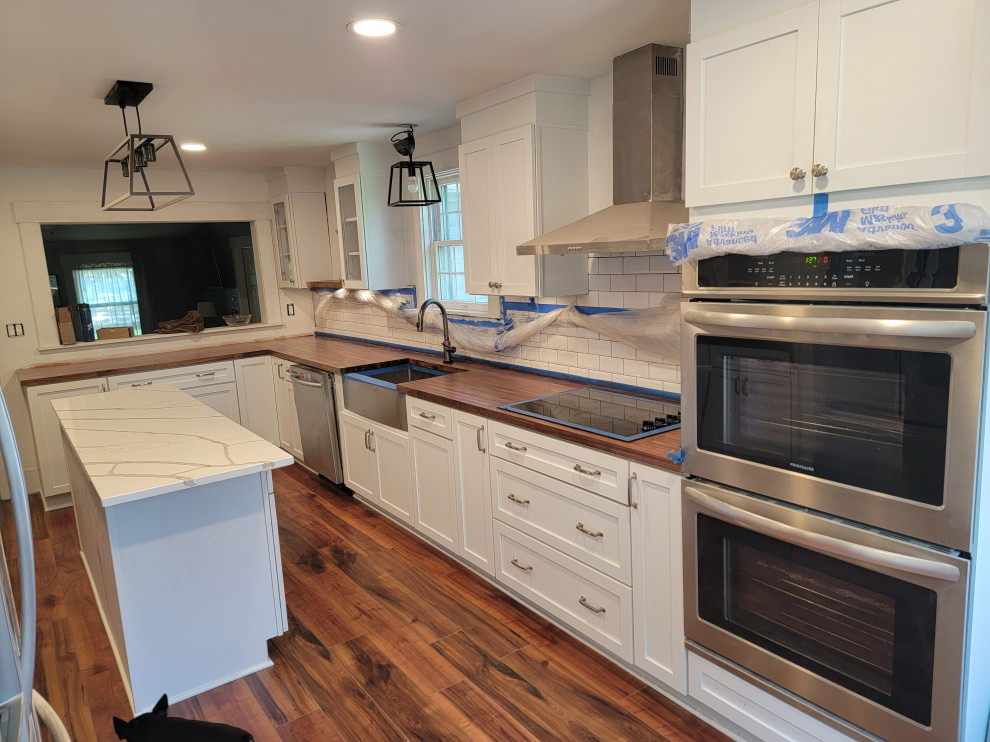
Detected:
left=52, top=385, right=293, bottom=714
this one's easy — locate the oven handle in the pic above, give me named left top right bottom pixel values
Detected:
left=682, top=309, right=977, bottom=340
left=684, top=487, right=962, bottom=584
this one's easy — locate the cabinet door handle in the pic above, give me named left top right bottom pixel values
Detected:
left=488, top=281, right=494, bottom=289
left=504, top=441, right=527, bottom=452
left=510, top=557, right=533, bottom=572
left=812, top=163, right=829, bottom=177
left=576, top=522, right=604, bottom=538
left=627, top=472, right=638, bottom=509
left=368, top=431, right=376, bottom=453
left=418, top=411, right=436, bottom=421
left=507, top=493, right=530, bottom=505
left=131, top=381, right=154, bottom=387
left=100, top=384, right=106, bottom=392
left=496, top=282, right=503, bottom=290
left=476, top=426, right=486, bottom=452
left=789, top=167, right=806, bottom=181
left=195, top=371, right=216, bottom=378
left=579, top=596, right=606, bottom=614
left=573, top=464, right=601, bottom=477
left=277, top=363, right=283, bottom=380
left=364, top=430, right=370, bottom=450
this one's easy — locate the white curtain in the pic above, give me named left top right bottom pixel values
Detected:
left=72, top=264, right=142, bottom=335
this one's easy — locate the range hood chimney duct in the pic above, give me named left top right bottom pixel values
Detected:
left=517, top=44, right=689, bottom=256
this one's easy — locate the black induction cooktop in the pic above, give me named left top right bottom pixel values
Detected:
left=500, top=387, right=681, bottom=442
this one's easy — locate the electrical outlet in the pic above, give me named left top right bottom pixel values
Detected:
left=286, top=303, right=295, bottom=316
left=6, top=323, right=25, bottom=337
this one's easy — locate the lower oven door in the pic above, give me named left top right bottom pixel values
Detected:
left=683, top=479, right=969, bottom=742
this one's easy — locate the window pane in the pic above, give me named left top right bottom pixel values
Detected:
left=73, top=266, right=143, bottom=336
left=443, top=214, right=462, bottom=241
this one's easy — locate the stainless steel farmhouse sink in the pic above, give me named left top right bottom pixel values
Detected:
left=341, top=362, right=450, bottom=430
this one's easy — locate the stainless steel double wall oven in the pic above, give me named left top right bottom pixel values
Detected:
left=680, top=244, right=988, bottom=742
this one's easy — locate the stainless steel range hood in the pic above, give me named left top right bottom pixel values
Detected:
left=517, top=44, right=688, bottom=255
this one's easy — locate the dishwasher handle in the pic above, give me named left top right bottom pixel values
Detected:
left=290, top=374, right=324, bottom=388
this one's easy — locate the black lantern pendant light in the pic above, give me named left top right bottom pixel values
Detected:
left=387, top=125, right=440, bottom=207
left=101, top=80, right=195, bottom=211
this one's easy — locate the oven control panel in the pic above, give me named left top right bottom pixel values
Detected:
left=696, top=246, right=960, bottom=290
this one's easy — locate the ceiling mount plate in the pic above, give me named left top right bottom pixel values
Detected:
left=104, top=80, right=154, bottom=107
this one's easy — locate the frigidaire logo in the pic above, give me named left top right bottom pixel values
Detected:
left=789, top=462, right=815, bottom=472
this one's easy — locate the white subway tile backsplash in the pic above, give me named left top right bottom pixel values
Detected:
left=588, top=339, right=612, bottom=356
left=610, top=274, right=636, bottom=292
left=623, top=256, right=649, bottom=274
left=663, top=274, right=682, bottom=293
left=315, top=238, right=685, bottom=398
left=636, top=273, right=664, bottom=292
left=566, top=336, right=590, bottom=353
left=598, top=257, right=624, bottom=274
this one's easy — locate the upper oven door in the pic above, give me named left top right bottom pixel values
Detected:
left=681, top=301, right=986, bottom=551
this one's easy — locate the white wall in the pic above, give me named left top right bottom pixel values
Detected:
left=0, top=166, right=316, bottom=491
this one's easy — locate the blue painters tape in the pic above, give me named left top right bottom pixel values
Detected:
left=315, top=331, right=680, bottom=403
left=502, top=301, right=626, bottom=315
left=667, top=447, right=684, bottom=464
left=813, top=193, right=829, bottom=217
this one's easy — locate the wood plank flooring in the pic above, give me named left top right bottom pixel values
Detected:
left=4, top=465, right=732, bottom=742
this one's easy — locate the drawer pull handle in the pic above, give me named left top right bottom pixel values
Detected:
left=579, top=596, right=606, bottom=614
left=195, top=371, right=216, bottom=378
left=573, top=464, right=601, bottom=477
left=510, top=558, right=533, bottom=572
left=418, top=411, right=437, bottom=420
left=131, top=381, right=154, bottom=387
left=627, top=472, right=638, bottom=509
left=507, top=493, right=530, bottom=505
left=576, top=522, right=604, bottom=538
left=504, top=441, right=527, bottom=452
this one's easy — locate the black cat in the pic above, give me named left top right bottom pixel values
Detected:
left=112, top=694, right=253, bottom=742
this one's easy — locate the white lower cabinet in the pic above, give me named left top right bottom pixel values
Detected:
left=108, top=361, right=241, bottom=424
left=338, top=409, right=414, bottom=526
left=26, top=377, right=109, bottom=508
left=234, top=356, right=279, bottom=446
left=495, top=521, right=633, bottom=662
left=630, top=462, right=686, bottom=693
left=688, top=652, right=859, bottom=742
left=271, top=358, right=304, bottom=461
left=410, top=425, right=459, bottom=552
left=452, top=411, right=494, bottom=576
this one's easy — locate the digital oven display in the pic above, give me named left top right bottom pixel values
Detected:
left=696, top=246, right=959, bottom=290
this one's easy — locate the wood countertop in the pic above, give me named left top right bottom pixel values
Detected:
left=18, top=334, right=682, bottom=473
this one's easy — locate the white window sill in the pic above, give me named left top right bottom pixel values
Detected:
left=37, top=322, right=285, bottom=354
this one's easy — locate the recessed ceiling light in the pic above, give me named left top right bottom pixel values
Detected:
left=180, top=143, right=206, bottom=151
left=347, top=18, right=400, bottom=37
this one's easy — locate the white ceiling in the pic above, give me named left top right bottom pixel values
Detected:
left=0, top=0, right=689, bottom=173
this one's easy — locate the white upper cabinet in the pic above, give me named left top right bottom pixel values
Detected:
left=330, top=144, right=409, bottom=291
left=266, top=167, right=335, bottom=287
left=456, top=76, right=591, bottom=298
left=685, top=0, right=990, bottom=207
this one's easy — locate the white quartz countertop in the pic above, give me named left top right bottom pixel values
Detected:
left=52, top=385, right=294, bottom=507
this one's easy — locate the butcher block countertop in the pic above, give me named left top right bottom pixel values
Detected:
left=19, top=334, right=682, bottom=473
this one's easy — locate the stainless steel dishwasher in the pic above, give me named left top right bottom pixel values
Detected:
left=288, top=365, right=343, bottom=484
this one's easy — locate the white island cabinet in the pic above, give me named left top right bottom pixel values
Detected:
left=52, top=385, right=293, bottom=714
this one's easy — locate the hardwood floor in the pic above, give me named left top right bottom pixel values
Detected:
left=4, top=465, right=732, bottom=742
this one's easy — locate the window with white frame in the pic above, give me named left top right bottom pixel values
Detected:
left=420, top=172, right=493, bottom=314
left=72, top=263, right=143, bottom=335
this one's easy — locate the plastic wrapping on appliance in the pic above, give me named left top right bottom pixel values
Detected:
left=665, top=203, right=990, bottom=265
left=314, top=290, right=682, bottom=363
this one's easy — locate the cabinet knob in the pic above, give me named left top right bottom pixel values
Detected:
left=487, top=281, right=494, bottom=289
left=789, top=167, right=806, bottom=181
left=495, top=282, right=502, bottom=290
left=812, top=163, right=829, bottom=178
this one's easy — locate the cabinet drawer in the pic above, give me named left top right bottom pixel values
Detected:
left=687, top=652, right=862, bottom=742
left=490, top=421, right=627, bottom=503
left=492, top=458, right=631, bottom=584
left=495, top=521, right=633, bottom=662
left=109, top=361, right=236, bottom=390
left=407, top=397, right=453, bottom=439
